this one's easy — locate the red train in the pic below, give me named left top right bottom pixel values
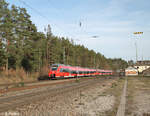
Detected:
left=48, top=64, right=113, bottom=79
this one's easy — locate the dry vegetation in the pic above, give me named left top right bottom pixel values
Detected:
left=0, top=66, right=50, bottom=85
left=102, top=77, right=125, bottom=116
left=0, top=69, right=38, bottom=85
left=126, top=76, right=150, bottom=116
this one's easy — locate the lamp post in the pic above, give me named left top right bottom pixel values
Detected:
left=133, top=32, right=143, bottom=62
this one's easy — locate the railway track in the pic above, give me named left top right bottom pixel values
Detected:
left=0, top=77, right=115, bottom=113
left=0, top=78, right=80, bottom=94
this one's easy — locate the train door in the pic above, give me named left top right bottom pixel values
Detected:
left=59, top=68, right=64, bottom=77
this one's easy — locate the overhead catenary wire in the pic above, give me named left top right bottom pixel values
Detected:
left=18, top=0, right=51, bottom=23
left=18, top=0, right=93, bottom=41
left=18, top=0, right=65, bottom=34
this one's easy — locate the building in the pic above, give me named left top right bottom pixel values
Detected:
left=125, top=66, right=138, bottom=76
left=134, top=60, right=150, bottom=73
left=143, top=67, right=150, bottom=76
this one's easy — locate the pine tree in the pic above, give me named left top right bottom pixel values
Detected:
left=0, top=0, right=13, bottom=73
left=0, top=0, right=128, bottom=73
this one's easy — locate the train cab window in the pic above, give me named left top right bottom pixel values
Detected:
left=51, top=67, right=57, bottom=71
left=52, top=64, right=59, bottom=68
left=60, top=68, right=63, bottom=72
left=63, top=69, right=66, bottom=72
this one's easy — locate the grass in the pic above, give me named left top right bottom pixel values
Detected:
left=13, top=82, right=25, bottom=88
left=19, top=82, right=25, bottom=87
left=75, top=78, right=80, bottom=83
left=98, top=94, right=107, bottom=97
left=101, top=77, right=125, bottom=116
left=78, top=102, right=85, bottom=105
left=126, top=76, right=150, bottom=116
left=111, top=82, right=118, bottom=88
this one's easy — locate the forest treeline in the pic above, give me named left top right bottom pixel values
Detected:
left=0, top=0, right=128, bottom=73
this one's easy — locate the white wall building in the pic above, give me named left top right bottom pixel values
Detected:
left=125, top=66, right=138, bottom=76
left=134, top=60, right=150, bottom=73
left=134, top=65, right=150, bottom=73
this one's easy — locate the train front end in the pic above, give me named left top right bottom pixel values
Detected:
left=48, top=64, right=59, bottom=79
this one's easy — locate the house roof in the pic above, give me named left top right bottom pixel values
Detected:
left=143, top=67, right=150, bottom=73
left=126, top=66, right=137, bottom=70
left=135, top=60, right=150, bottom=66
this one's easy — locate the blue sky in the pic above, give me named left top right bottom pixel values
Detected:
left=6, top=0, right=150, bottom=61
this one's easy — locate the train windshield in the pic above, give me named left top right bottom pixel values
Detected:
left=51, top=67, right=57, bottom=71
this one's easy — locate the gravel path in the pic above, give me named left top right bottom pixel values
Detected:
left=116, top=77, right=127, bottom=116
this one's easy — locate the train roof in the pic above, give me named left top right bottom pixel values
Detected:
left=51, top=64, right=71, bottom=67
left=51, top=64, right=112, bottom=72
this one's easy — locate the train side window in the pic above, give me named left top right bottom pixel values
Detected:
left=66, top=69, right=70, bottom=73
left=63, top=68, right=70, bottom=73
left=74, top=71, right=77, bottom=74
left=70, top=70, right=73, bottom=74
left=66, top=69, right=70, bottom=72
left=71, top=71, right=76, bottom=74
